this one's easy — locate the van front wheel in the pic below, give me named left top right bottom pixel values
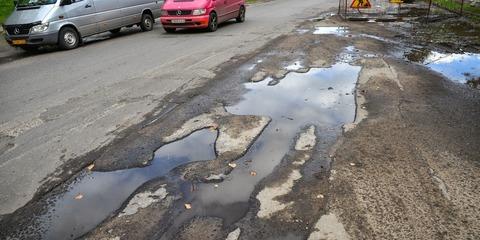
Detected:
left=140, top=13, right=154, bottom=31
left=58, top=27, right=79, bottom=50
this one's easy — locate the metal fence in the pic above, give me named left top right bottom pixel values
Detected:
left=427, top=0, right=480, bottom=19
left=339, top=0, right=480, bottom=20
left=338, top=0, right=406, bottom=20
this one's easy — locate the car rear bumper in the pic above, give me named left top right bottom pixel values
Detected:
left=160, top=15, right=210, bottom=28
left=4, top=31, right=58, bottom=46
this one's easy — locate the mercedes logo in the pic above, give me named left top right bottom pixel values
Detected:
left=176, top=10, right=182, bottom=16
left=13, top=27, right=20, bottom=35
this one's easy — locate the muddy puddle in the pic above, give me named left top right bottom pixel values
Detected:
left=31, top=129, right=217, bottom=239
left=161, top=61, right=361, bottom=237
left=406, top=50, right=480, bottom=84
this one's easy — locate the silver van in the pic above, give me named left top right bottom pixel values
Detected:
left=2, top=0, right=162, bottom=50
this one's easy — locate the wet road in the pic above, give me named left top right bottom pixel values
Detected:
left=0, top=0, right=336, bottom=215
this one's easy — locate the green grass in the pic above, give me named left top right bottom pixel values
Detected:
left=432, top=0, right=480, bottom=15
left=0, top=1, right=14, bottom=24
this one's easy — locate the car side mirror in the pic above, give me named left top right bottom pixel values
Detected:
left=60, top=0, right=72, bottom=6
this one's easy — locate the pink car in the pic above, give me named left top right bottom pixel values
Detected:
left=160, top=0, right=246, bottom=33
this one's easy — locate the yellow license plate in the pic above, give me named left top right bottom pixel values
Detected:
left=12, top=39, right=27, bottom=45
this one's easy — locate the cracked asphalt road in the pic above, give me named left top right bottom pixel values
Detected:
left=0, top=0, right=336, bottom=215
left=1, top=1, right=479, bottom=240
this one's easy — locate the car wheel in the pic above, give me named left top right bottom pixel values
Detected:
left=58, top=27, right=80, bottom=50
left=236, top=6, right=245, bottom=23
left=207, top=12, right=218, bottom=32
left=110, top=28, right=121, bottom=34
left=164, top=27, right=176, bottom=33
left=140, top=13, right=154, bottom=31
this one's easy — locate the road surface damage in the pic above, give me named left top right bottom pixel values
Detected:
left=1, top=5, right=479, bottom=240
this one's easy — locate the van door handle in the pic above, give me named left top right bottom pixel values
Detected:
left=85, top=4, right=92, bottom=8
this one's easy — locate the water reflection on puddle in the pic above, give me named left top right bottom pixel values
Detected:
left=313, top=26, right=349, bottom=35
left=39, top=129, right=217, bottom=239
left=180, top=63, right=361, bottom=226
left=422, top=52, right=480, bottom=83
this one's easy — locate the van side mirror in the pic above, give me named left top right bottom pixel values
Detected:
left=60, top=0, right=72, bottom=6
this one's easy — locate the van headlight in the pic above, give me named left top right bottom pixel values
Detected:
left=192, top=9, right=206, bottom=15
left=30, top=23, right=49, bottom=33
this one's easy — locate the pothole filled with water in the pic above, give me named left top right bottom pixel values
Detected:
left=9, top=51, right=362, bottom=240
left=167, top=62, right=361, bottom=232
left=35, top=129, right=217, bottom=239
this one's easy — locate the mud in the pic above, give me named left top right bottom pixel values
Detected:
left=330, top=57, right=480, bottom=239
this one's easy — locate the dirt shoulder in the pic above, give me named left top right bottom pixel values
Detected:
left=325, top=17, right=480, bottom=239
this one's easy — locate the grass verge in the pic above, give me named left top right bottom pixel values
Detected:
left=0, top=1, right=14, bottom=25
left=431, top=0, right=480, bottom=20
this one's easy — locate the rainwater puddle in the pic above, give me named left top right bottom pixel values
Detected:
left=419, top=51, right=480, bottom=83
left=173, top=62, right=361, bottom=229
left=37, top=129, right=217, bottom=239
left=313, top=26, right=349, bottom=36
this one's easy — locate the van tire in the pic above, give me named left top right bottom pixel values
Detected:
left=236, top=6, right=245, bottom=23
left=207, top=12, right=218, bottom=32
left=164, top=27, right=176, bottom=33
left=58, top=27, right=80, bottom=50
left=140, top=13, right=154, bottom=31
left=110, top=28, right=121, bottom=34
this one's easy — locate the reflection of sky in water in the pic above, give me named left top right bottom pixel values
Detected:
left=313, top=27, right=349, bottom=36
left=424, top=52, right=480, bottom=83
left=194, top=63, right=360, bottom=210
left=40, top=129, right=217, bottom=240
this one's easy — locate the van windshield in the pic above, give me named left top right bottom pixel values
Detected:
left=17, top=0, right=57, bottom=7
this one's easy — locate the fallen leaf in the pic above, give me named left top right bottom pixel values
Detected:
left=184, top=203, right=192, bottom=209
left=250, top=171, right=257, bottom=176
left=228, top=163, right=237, bottom=168
left=86, top=164, right=94, bottom=171
left=74, top=194, right=83, bottom=200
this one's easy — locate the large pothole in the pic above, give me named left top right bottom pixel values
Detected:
left=160, top=62, right=361, bottom=237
